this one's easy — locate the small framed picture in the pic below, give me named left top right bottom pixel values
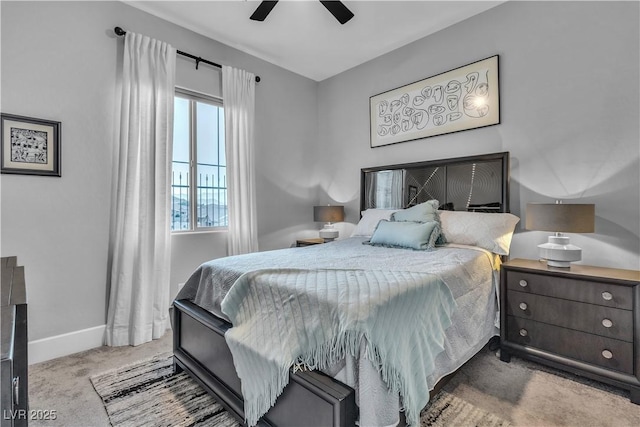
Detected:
left=1, top=113, right=61, bottom=177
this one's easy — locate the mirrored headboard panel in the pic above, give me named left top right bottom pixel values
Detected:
left=361, top=152, right=510, bottom=213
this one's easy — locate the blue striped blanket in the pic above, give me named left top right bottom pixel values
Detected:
left=221, top=268, right=457, bottom=426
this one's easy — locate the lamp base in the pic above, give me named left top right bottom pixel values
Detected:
left=319, top=224, right=339, bottom=241
left=538, top=234, right=582, bottom=268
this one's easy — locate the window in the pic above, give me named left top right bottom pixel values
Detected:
left=172, top=89, right=227, bottom=231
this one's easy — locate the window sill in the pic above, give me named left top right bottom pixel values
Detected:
left=171, top=228, right=228, bottom=236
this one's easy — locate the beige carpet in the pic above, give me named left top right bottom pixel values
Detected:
left=90, top=352, right=510, bottom=427
left=445, top=348, right=640, bottom=426
left=29, top=331, right=640, bottom=426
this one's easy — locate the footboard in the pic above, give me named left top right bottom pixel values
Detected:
left=172, top=299, right=357, bottom=427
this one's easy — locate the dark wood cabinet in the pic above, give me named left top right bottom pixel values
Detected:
left=500, top=258, right=640, bottom=404
left=1, top=257, right=28, bottom=427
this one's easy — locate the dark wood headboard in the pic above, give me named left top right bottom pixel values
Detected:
left=360, top=152, right=510, bottom=214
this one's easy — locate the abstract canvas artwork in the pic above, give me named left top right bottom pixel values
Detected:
left=370, top=56, right=499, bottom=147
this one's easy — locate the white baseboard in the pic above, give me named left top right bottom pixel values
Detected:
left=29, top=324, right=106, bottom=365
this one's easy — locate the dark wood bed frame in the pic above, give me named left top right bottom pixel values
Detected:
left=173, top=151, right=510, bottom=426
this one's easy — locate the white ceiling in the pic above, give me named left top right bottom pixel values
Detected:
left=125, top=0, right=505, bottom=81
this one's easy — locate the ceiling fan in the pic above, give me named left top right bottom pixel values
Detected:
left=250, top=1, right=354, bottom=25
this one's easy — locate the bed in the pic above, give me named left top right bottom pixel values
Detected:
left=172, top=152, right=516, bottom=426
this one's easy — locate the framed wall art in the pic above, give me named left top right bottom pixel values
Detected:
left=1, top=113, right=61, bottom=176
left=370, top=55, right=499, bottom=148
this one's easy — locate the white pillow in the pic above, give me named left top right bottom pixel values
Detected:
left=390, top=199, right=439, bottom=223
left=351, top=208, right=400, bottom=237
left=438, top=210, right=520, bottom=255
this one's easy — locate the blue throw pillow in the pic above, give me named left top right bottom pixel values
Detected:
left=391, top=200, right=439, bottom=223
left=365, top=220, right=440, bottom=250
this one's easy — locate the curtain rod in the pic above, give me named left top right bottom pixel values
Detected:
left=114, top=27, right=261, bottom=83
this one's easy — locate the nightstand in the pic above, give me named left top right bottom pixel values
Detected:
left=500, top=258, right=640, bottom=404
left=296, top=238, right=326, bottom=247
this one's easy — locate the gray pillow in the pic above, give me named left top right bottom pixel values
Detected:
left=365, top=219, right=440, bottom=250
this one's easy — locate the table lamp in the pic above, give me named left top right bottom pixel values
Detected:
left=313, top=205, right=344, bottom=241
left=526, top=201, right=595, bottom=268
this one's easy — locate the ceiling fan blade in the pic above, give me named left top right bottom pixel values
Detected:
left=319, top=1, right=354, bottom=25
left=250, top=1, right=279, bottom=21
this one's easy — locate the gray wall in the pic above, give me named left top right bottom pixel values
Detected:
left=0, top=1, right=318, bottom=341
left=316, top=1, right=640, bottom=270
left=2, top=0, right=638, bottom=346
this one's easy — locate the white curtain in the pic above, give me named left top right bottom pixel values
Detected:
left=222, top=65, right=258, bottom=255
left=106, top=32, right=176, bottom=346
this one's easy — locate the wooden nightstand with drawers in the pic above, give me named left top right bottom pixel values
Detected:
left=500, top=258, right=640, bottom=404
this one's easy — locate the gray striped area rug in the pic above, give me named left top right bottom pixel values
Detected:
left=91, top=352, right=510, bottom=427
left=90, top=353, right=239, bottom=427
left=421, top=391, right=511, bottom=427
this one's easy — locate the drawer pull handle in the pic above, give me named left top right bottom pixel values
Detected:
left=12, top=377, right=19, bottom=405
left=602, top=318, right=613, bottom=328
left=602, top=291, right=613, bottom=301
left=519, top=328, right=528, bottom=337
left=519, top=302, right=528, bottom=311
left=519, top=279, right=528, bottom=288
left=602, top=349, right=613, bottom=359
